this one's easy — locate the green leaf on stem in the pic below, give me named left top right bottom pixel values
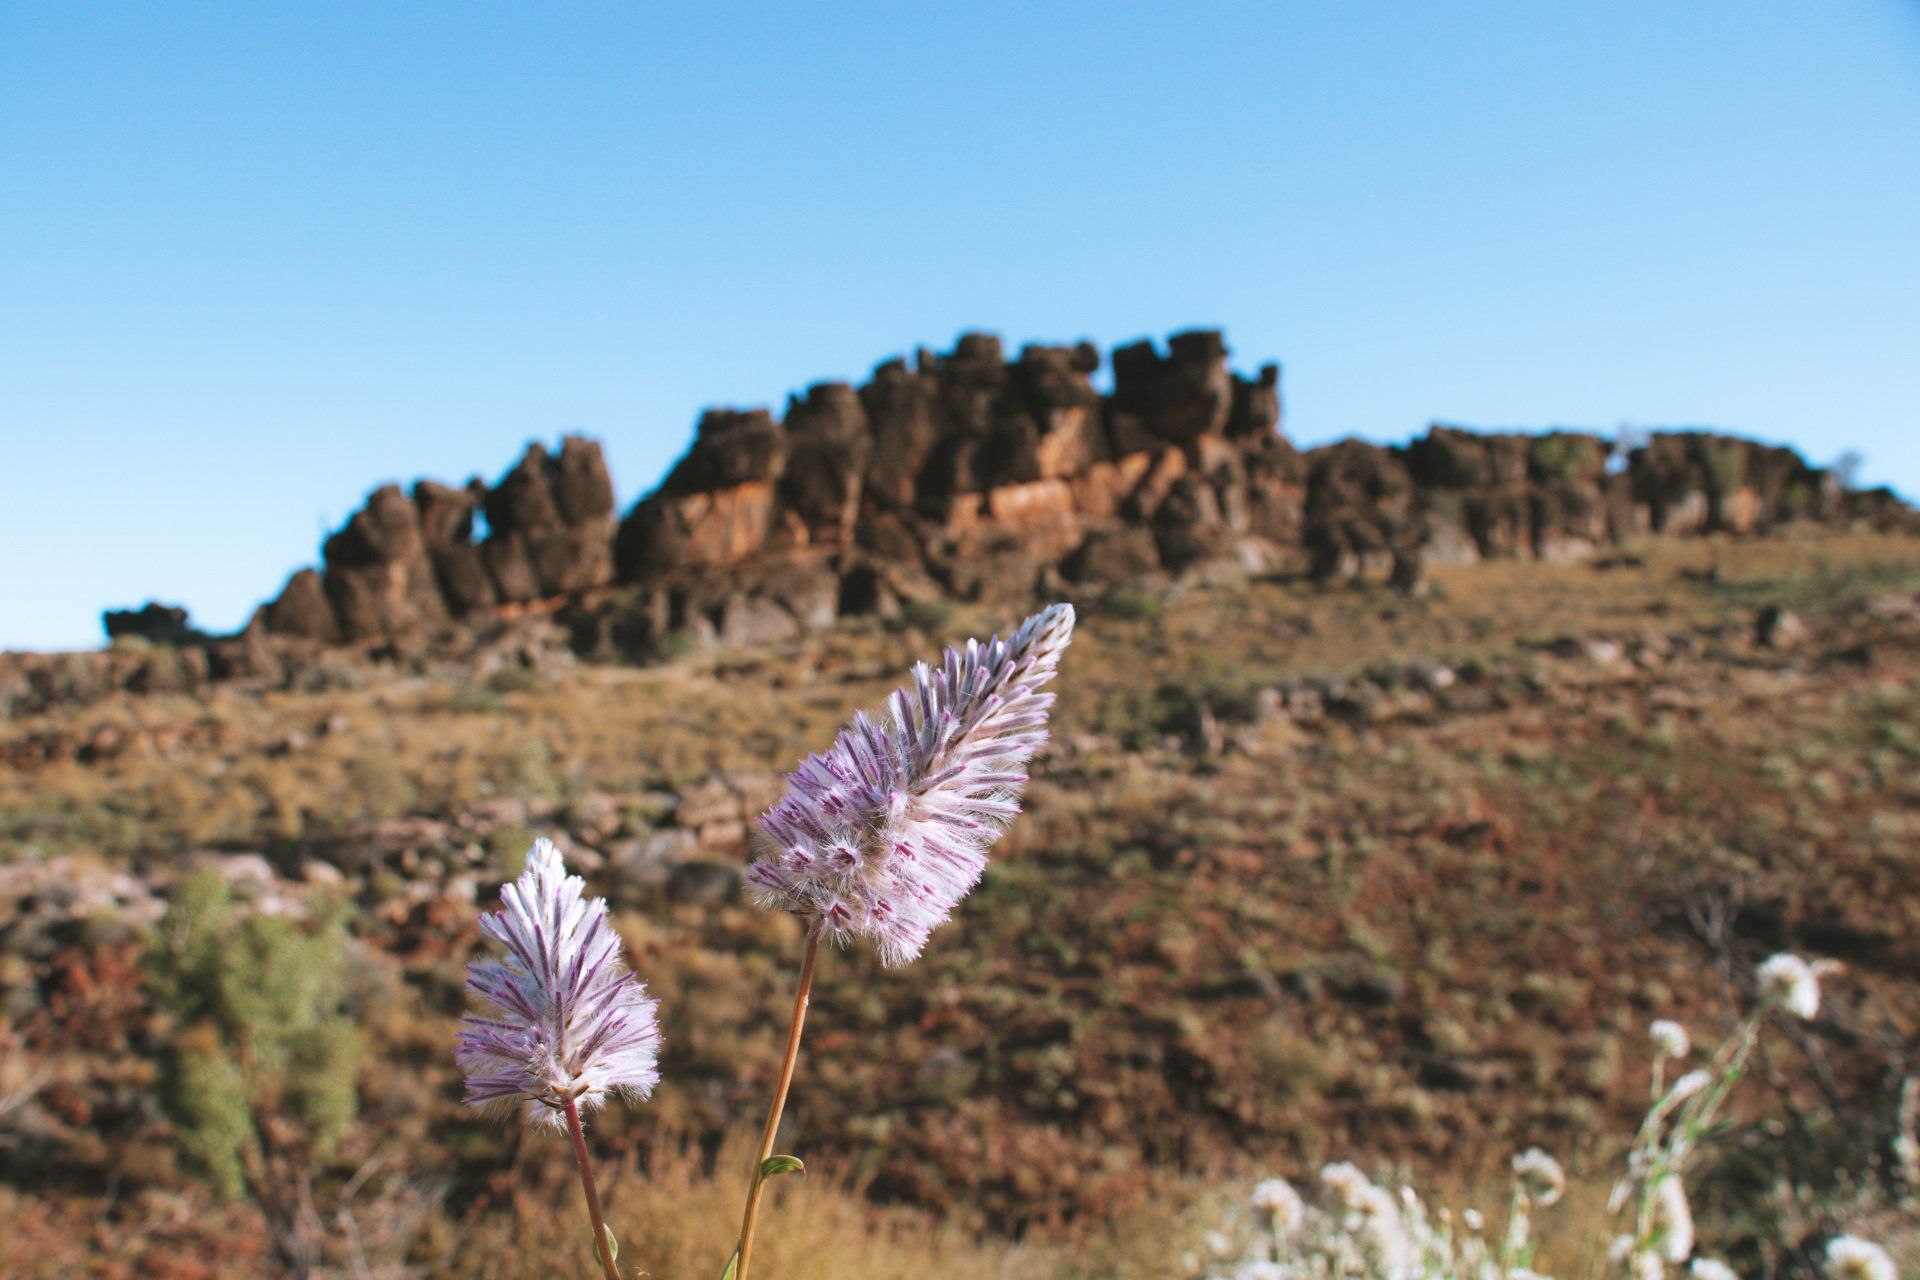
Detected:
left=759, top=1154, right=806, bottom=1180
left=596, top=1223, right=618, bottom=1267
left=720, top=1248, right=739, bottom=1280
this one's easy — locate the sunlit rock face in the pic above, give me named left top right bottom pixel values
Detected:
left=236, top=328, right=1901, bottom=656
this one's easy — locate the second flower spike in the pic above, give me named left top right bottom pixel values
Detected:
left=456, top=838, right=663, bottom=1124
left=746, top=602, right=1076, bottom=965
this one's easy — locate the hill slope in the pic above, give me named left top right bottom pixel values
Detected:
left=2, top=530, right=1919, bottom=1275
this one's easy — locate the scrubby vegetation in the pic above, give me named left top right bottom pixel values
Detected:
left=2, top=531, right=1919, bottom=1275
left=149, top=871, right=359, bottom=1199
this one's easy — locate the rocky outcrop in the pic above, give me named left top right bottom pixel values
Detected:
left=603, top=330, right=1297, bottom=642
left=102, top=603, right=200, bottom=645
left=58, top=327, right=1915, bottom=683
left=259, top=435, right=616, bottom=644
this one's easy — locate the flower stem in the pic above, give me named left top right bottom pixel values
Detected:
left=733, top=930, right=822, bottom=1280
left=563, top=1095, right=622, bottom=1280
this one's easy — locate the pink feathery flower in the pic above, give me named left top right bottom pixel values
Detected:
left=456, top=839, right=662, bottom=1127
left=746, top=602, right=1075, bottom=965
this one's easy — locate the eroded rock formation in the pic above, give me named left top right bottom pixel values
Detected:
left=259, top=436, right=617, bottom=645
left=58, top=328, right=1919, bottom=692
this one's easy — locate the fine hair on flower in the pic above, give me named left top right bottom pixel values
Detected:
left=745, top=602, right=1076, bottom=965
left=455, top=838, right=662, bottom=1126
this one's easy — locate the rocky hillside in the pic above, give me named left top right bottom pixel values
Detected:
left=3, top=530, right=1919, bottom=1276
left=6, top=329, right=1911, bottom=717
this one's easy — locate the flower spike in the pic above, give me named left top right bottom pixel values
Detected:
left=455, top=839, right=662, bottom=1127
left=746, top=602, right=1076, bottom=964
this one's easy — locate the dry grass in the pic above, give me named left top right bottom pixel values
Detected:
left=4, top=529, right=1920, bottom=1276
left=451, top=1132, right=1012, bottom=1280
left=7, top=530, right=1919, bottom=866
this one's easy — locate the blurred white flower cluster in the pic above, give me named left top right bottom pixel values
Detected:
left=1185, top=952, right=1903, bottom=1280
left=1186, top=1153, right=1561, bottom=1280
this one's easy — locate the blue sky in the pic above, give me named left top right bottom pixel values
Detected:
left=4, top=2, right=1918, bottom=651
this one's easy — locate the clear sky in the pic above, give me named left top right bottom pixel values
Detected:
left=4, top=2, right=1918, bottom=652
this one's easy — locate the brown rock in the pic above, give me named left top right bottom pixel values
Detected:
left=482, top=534, right=542, bottom=604
left=1062, top=526, right=1163, bottom=584
left=102, top=602, right=197, bottom=644
left=263, top=568, right=339, bottom=641
left=431, top=543, right=497, bottom=615
left=413, top=479, right=481, bottom=545
left=860, top=358, right=944, bottom=507
left=553, top=435, right=616, bottom=522
left=780, top=382, right=871, bottom=538
left=662, top=408, right=786, bottom=494
left=526, top=524, right=615, bottom=595
left=1110, top=329, right=1234, bottom=443
left=486, top=443, right=564, bottom=534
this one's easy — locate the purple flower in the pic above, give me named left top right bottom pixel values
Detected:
left=455, top=839, right=661, bottom=1127
left=747, top=602, right=1075, bottom=965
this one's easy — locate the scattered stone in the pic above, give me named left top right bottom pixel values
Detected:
left=1583, top=638, right=1625, bottom=666
left=1755, top=605, right=1810, bottom=649
left=675, top=778, right=740, bottom=830
left=606, top=830, right=699, bottom=886
left=300, top=859, right=347, bottom=888
left=1345, top=971, right=1406, bottom=1006
left=666, top=861, right=741, bottom=906
left=1404, top=658, right=1457, bottom=693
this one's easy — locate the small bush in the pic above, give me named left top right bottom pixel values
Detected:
left=1101, top=587, right=1164, bottom=621
left=900, top=600, right=954, bottom=631
left=148, top=871, right=361, bottom=1199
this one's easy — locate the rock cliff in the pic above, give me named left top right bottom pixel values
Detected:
left=7, top=328, right=1906, bottom=715
left=246, top=328, right=1905, bottom=656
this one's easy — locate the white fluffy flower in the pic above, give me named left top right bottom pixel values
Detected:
left=1633, top=1251, right=1667, bottom=1280
left=1358, top=1184, right=1400, bottom=1221
left=1670, top=1069, right=1713, bottom=1102
left=1319, top=1161, right=1374, bottom=1213
left=1653, top=1175, right=1695, bottom=1263
left=1462, top=1207, right=1486, bottom=1232
left=1354, top=1187, right=1411, bottom=1277
left=455, top=840, right=661, bottom=1127
left=1232, top=1264, right=1289, bottom=1280
left=1756, top=953, right=1821, bottom=1020
left=1250, top=1177, right=1304, bottom=1235
left=1823, top=1236, right=1895, bottom=1280
left=1511, top=1148, right=1566, bottom=1205
left=1651, top=1019, right=1692, bottom=1059
left=1690, top=1260, right=1739, bottom=1280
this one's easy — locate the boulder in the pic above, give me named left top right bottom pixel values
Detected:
left=552, top=436, right=616, bottom=523
left=662, top=408, right=786, bottom=494
left=1110, top=329, right=1234, bottom=444
left=779, top=382, right=870, bottom=538
left=1062, top=526, right=1163, bottom=584
left=413, top=479, right=481, bottom=545
left=263, top=568, right=339, bottom=642
left=102, top=602, right=198, bottom=644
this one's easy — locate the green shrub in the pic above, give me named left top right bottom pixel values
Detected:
left=900, top=600, right=953, bottom=632
left=343, top=746, right=419, bottom=820
left=1100, top=587, right=1163, bottom=621
left=1528, top=433, right=1601, bottom=481
left=148, top=870, right=361, bottom=1199
left=485, top=665, right=549, bottom=695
